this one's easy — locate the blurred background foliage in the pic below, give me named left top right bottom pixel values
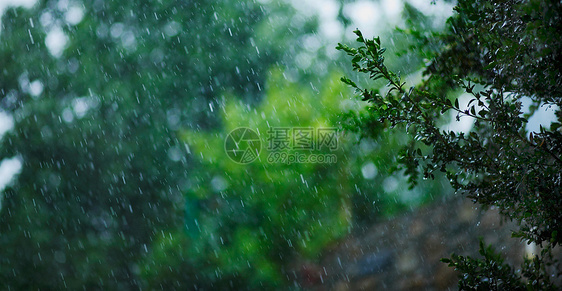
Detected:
left=0, top=0, right=452, bottom=289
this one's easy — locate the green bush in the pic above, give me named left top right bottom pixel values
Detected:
left=338, top=0, right=562, bottom=288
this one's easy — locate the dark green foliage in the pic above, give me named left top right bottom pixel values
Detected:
left=0, top=0, right=313, bottom=289
left=442, top=240, right=559, bottom=290
left=442, top=240, right=526, bottom=290
left=338, top=0, right=562, bottom=288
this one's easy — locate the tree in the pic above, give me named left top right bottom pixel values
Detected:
left=0, top=0, right=314, bottom=288
left=141, top=67, right=450, bottom=289
left=338, top=0, right=562, bottom=288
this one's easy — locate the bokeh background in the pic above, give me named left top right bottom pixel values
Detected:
left=0, top=0, right=523, bottom=289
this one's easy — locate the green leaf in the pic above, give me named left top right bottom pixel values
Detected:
left=340, top=76, right=357, bottom=88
